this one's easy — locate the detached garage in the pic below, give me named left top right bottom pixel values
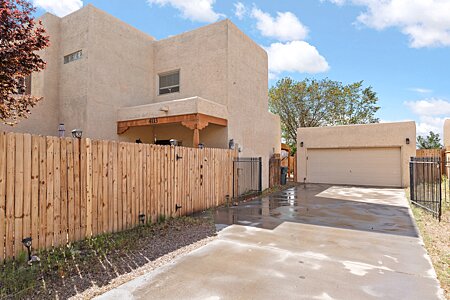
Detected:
left=297, top=122, right=416, bottom=188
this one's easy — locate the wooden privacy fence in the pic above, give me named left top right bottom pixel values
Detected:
left=0, top=132, right=234, bottom=261
left=416, top=149, right=446, bottom=175
left=269, top=154, right=281, bottom=188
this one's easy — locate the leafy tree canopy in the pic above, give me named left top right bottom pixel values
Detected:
left=0, top=0, right=49, bottom=125
left=269, top=77, right=380, bottom=149
left=417, top=131, right=442, bottom=149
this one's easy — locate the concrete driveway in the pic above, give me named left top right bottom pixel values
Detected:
left=97, top=184, right=444, bottom=300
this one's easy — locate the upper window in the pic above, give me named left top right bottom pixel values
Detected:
left=17, top=76, right=31, bottom=95
left=64, top=50, right=82, bottom=64
left=159, top=70, right=180, bottom=95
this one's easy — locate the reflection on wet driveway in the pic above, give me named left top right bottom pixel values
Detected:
left=214, top=184, right=419, bottom=237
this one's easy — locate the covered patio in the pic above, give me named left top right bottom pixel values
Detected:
left=117, top=97, right=228, bottom=147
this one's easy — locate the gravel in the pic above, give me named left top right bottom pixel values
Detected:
left=71, top=236, right=216, bottom=300
left=4, top=217, right=216, bottom=300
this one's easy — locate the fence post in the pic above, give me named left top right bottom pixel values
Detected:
left=438, top=160, right=442, bottom=222
left=409, top=158, right=414, bottom=201
left=258, top=157, right=262, bottom=192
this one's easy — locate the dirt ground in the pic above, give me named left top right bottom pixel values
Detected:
left=0, top=217, right=216, bottom=299
left=411, top=203, right=450, bottom=299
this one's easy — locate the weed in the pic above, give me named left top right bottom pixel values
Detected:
left=158, top=214, right=166, bottom=223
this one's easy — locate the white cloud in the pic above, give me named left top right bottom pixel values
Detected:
left=416, top=116, right=446, bottom=137
left=234, top=2, right=246, bottom=20
left=405, top=99, right=450, bottom=116
left=321, top=0, right=346, bottom=5
left=251, top=7, right=308, bottom=41
left=327, top=0, right=450, bottom=48
left=33, top=0, right=83, bottom=17
left=147, top=0, right=224, bottom=23
left=404, top=98, right=450, bottom=137
left=409, top=88, right=433, bottom=94
left=265, top=41, right=330, bottom=75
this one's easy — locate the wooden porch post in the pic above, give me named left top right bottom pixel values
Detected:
left=181, top=119, right=208, bottom=148
left=193, top=128, right=200, bottom=148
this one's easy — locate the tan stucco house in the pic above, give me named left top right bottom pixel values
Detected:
left=2, top=5, right=281, bottom=189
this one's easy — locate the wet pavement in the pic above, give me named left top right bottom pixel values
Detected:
left=97, top=184, right=444, bottom=300
left=213, top=184, right=419, bottom=237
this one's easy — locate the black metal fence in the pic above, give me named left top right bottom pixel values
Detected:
left=409, top=157, right=442, bottom=221
left=442, top=157, right=450, bottom=209
left=233, top=157, right=262, bottom=200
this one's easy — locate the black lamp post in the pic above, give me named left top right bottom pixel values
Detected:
left=22, top=237, right=32, bottom=263
left=139, top=213, right=146, bottom=225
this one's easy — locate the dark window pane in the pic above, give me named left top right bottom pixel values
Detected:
left=64, top=50, right=82, bottom=64
left=159, top=70, right=180, bottom=94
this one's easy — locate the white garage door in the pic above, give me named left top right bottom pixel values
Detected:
left=307, top=147, right=402, bottom=187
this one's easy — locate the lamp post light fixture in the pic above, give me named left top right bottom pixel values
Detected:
left=22, top=237, right=32, bottom=263
left=300, top=142, right=304, bottom=147
left=139, top=213, right=146, bottom=225
left=58, top=123, right=65, bottom=138
left=406, top=138, right=410, bottom=145
left=229, top=139, right=235, bottom=150
left=71, top=129, right=83, bottom=139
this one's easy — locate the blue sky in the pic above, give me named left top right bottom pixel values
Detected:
left=32, top=0, right=450, bottom=138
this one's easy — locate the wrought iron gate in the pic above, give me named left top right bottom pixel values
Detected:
left=409, top=157, right=442, bottom=221
left=233, top=157, right=262, bottom=200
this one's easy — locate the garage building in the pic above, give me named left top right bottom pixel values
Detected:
left=297, top=121, right=416, bottom=188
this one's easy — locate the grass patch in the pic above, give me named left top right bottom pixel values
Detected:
left=408, top=186, right=450, bottom=299
left=0, top=216, right=215, bottom=299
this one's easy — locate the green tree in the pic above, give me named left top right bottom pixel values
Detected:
left=269, top=77, right=380, bottom=148
left=0, top=0, right=49, bottom=125
left=416, top=131, right=442, bottom=149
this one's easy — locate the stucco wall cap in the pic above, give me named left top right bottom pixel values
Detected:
left=117, top=96, right=228, bottom=121
left=297, top=121, right=416, bottom=134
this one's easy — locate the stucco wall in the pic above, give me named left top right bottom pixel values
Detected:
left=153, top=21, right=229, bottom=107
left=297, top=121, right=416, bottom=187
left=57, top=6, right=90, bottom=137
left=226, top=21, right=281, bottom=189
left=444, top=119, right=450, bottom=148
left=85, top=5, right=155, bottom=141
left=0, top=13, right=61, bottom=136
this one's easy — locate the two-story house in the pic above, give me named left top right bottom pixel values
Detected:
left=2, top=5, right=281, bottom=188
